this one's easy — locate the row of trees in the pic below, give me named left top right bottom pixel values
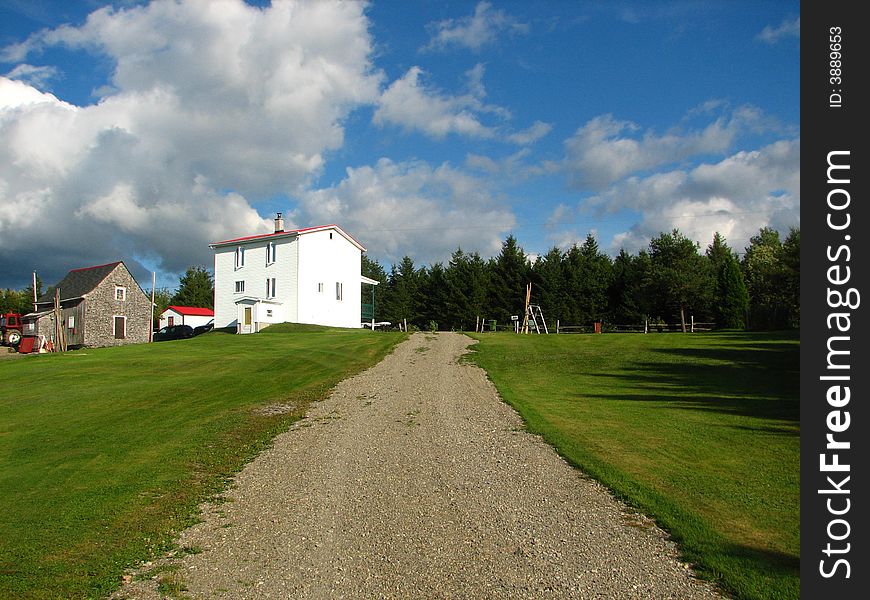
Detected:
left=363, top=227, right=800, bottom=332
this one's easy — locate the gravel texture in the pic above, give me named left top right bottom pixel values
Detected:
left=116, top=332, right=724, bottom=599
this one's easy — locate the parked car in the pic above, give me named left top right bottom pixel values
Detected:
left=192, top=319, right=214, bottom=336
left=153, top=324, right=194, bottom=342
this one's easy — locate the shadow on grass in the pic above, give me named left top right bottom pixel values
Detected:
left=583, top=336, right=799, bottom=426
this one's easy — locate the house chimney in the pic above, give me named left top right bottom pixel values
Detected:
left=274, top=212, right=284, bottom=233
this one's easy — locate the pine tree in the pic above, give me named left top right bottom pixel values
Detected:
left=487, top=235, right=530, bottom=326
left=171, top=266, right=214, bottom=309
left=649, top=229, right=713, bottom=331
left=705, top=233, right=749, bottom=329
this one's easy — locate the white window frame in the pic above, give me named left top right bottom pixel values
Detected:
left=266, top=277, right=277, bottom=299
left=235, top=246, right=245, bottom=269
left=115, top=286, right=126, bottom=301
left=266, top=241, right=276, bottom=265
left=235, top=280, right=245, bottom=294
left=317, top=282, right=324, bottom=293
left=113, top=315, right=127, bottom=339
left=336, top=281, right=343, bottom=302
left=68, top=315, right=75, bottom=329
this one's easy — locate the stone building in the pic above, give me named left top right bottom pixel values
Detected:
left=33, top=261, right=151, bottom=348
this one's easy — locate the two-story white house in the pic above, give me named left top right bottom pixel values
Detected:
left=210, top=215, right=373, bottom=332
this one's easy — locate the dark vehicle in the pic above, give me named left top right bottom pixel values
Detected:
left=192, top=319, right=214, bottom=336
left=153, top=324, right=194, bottom=342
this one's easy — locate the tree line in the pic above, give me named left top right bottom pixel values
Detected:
left=363, top=227, right=799, bottom=332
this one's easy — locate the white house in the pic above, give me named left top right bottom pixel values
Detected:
left=159, top=306, right=214, bottom=329
left=210, top=215, right=374, bottom=332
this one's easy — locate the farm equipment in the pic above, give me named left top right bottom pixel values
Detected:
left=1, top=312, right=24, bottom=347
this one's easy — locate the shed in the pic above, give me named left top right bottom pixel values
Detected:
left=159, top=306, right=214, bottom=329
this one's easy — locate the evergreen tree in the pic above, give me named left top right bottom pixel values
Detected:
left=487, top=235, right=530, bottom=326
left=386, top=256, right=422, bottom=328
left=607, top=249, right=652, bottom=325
left=445, top=249, right=489, bottom=331
left=648, top=229, right=713, bottom=331
left=742, top=227, right=786, bottom=329
left=171, top=266, right=214, bottom=309
left=420, top=263, right=450, bottom=330
left=362, top=255, right=389, bottom=323
left=705, top=233, right=749, bottom=329
left=781, top=227, right=800, bottom=328
left=532, top=247, right=567, bottom=325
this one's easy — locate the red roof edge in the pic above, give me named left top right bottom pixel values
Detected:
left=210, top=224, right=365, bottom=251
left=167, top=305, right=214, bottom=316
left=69, top=261, right=122, bottom=273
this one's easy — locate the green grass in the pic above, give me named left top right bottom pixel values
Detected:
left=0, top=327, right=405, bottom=599
left=467, top=331, right=799, bottom=600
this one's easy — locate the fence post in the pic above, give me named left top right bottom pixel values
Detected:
left=691, top=315, right=694, bottom=333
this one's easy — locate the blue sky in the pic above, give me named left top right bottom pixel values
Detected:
left=0, top=0, right=800, bottom=290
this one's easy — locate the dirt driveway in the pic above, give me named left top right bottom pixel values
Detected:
left=117, top=332, right=722, bottom=599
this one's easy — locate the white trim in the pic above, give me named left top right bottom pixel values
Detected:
left=114, top=286, right=127, bottom=301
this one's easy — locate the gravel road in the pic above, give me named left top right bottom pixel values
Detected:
left=116, top=332, right=723, bottom=599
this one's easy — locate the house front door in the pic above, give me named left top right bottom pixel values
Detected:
left=241, top=306, right=253, bottom=334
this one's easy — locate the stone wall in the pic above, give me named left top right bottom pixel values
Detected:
left=83, top=264, right=151, bottom=347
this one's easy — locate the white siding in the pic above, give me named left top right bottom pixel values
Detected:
left=158, top=309, right=213, bottom=329
left=212, top=226, right=360, bottom=331
left=213, top=236, right=298, bottom=329
left=296, top=229, right=362, bottom=328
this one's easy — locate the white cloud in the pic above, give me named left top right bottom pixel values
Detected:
left=757, top=17, right=800, bottom=44
left=0, top=0, right=382, bottom=286
left=3, top=63, right=61, bottom=90
left=373, top=65, right=504, bottom=139
left=299, top=158, right=515, bottom=266
left=422, top=1, right=528, bottom=53
left=583, top=138, right=800, bottom=254
left=562, top=105, right=781, bottom=190
left=508, top=120, right=552, bottom=145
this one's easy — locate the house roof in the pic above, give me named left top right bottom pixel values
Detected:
left=164, top=305, right=214, bottom=317
left=38, top=261, right=123, bottom=303
left=209, top=224, right=365, bottom=252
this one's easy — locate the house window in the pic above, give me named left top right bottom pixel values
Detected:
left=168, top=316, right=174, bottom=327
left=235, top=246, right=245, bottom=269
left=267, top=241, right=276, bottom=265
left=317, top=282, right=324, bottom=293
left=115, top=286, right=126, bottom=301
left=235, top=280, right=245, bottom=293
left=68, top=316, right=75, bottom=330
left=113, top=316, right=126, bottom=339
left=336, top=282, right=343, bottom=301
left=266, top=309, right=273, bottom=317
left=329, top=232, right=333, bottom=240
left=266, top=277, right=277, bottom=299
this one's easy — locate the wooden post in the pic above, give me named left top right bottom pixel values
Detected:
left=475, top=315, right=479, bottom=333
left=691, top=315, right=694, bottom=333
left=150, top=272, right=156, bottom=343
left=32, top=271, right=38, bottom=312
left=644, top=317, right=648, bottom=334
left=556, top=319, right=560, bottom=334
left=521, top=282, right=531, bottom=334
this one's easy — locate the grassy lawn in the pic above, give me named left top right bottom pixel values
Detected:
left=467, top=330, right=799, bottom=600
left=0, top=326, right=405, bottom=599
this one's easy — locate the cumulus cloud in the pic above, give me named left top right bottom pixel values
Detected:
left=373, top=65, right=509, bottom=139
left=422, top=1, right=528, bottom=53
left=757, top=16, right=800, bottom=44
left=298, top=158, right=515, bottom=266
left=582, top=138, right=800, bottom=253
left=0, top=0, right=382, bottom=287
left=562, top=105, right=782, bottom=191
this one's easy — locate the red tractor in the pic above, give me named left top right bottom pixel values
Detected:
left=1, top=313, right=24, bottom=347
